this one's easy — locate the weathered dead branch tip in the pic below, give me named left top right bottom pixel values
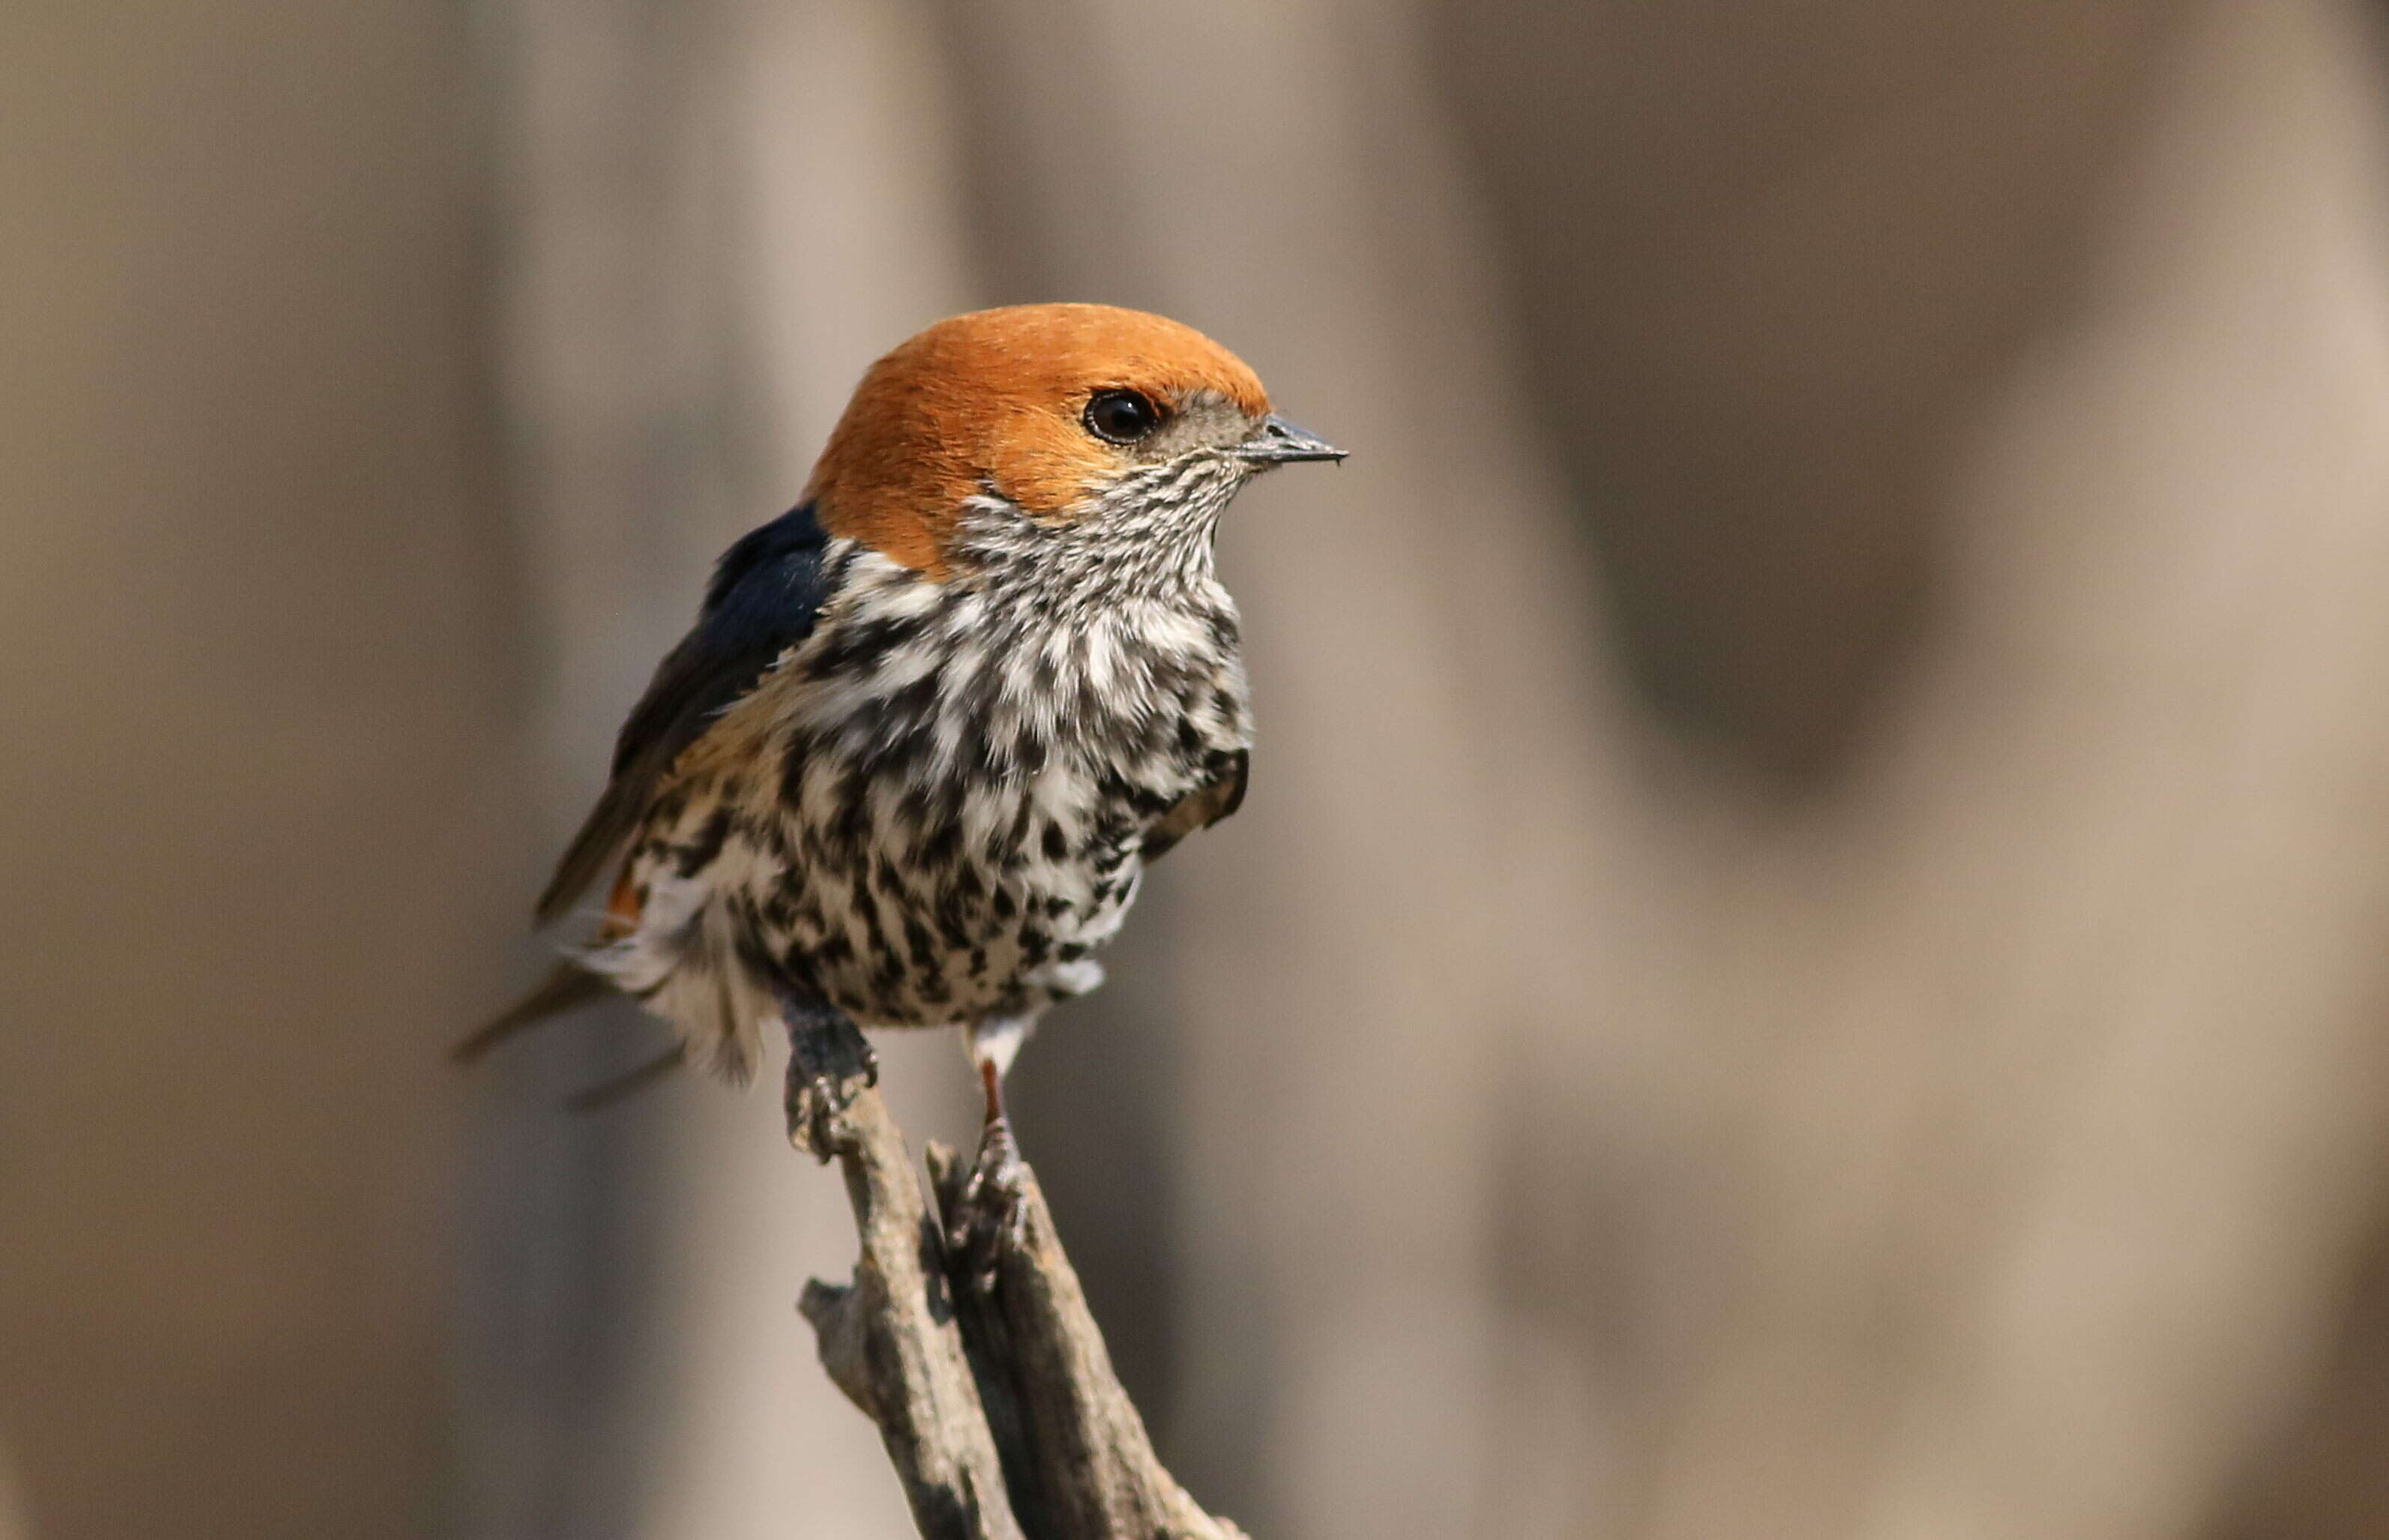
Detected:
left=796, top=1277, right=878, bottom=1419
left=786, top=1025, right=1246, bottom=1540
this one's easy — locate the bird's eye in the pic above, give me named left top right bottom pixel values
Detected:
left=1084, top=389, right=1163, bottom=444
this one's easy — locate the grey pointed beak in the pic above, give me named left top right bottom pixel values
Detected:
left=1236, top=413, right=1348, bottom=465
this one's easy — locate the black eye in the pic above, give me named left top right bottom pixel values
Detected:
left=1084, top=389, right=1162, bottom=444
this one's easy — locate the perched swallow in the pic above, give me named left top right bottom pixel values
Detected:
left=461, top=303, right=1343, bottom=1133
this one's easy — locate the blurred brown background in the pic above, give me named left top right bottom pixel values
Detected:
left=10, top=1, right=2389, bottom=1536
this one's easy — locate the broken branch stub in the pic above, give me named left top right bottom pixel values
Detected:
left=786, top=1016, right=1023, bottom=1540
left=784, top=1012, right=1246, bottom=1539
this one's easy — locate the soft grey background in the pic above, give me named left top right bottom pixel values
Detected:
left=8, top=1, right=2389, bottom=1536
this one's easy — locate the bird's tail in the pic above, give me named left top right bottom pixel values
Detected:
left=451, top=958, right=614, bottom=1064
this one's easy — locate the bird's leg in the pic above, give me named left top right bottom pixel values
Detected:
left=951, top=1016, right=1036, bottom=1270
left=781, top=992, right=876, bottom=1159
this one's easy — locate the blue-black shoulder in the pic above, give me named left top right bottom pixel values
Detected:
left=536, top=502, right=835, bottom=923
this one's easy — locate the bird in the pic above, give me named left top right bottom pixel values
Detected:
left=458, top=303, right=1344, bottom=1148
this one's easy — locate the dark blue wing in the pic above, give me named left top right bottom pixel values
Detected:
left=536, top=502, right=834, bottom=922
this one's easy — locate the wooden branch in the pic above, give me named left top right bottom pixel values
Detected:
left=787, top=1028, right=1022, bottom=1540
left=924, top=1142, right=1249, bottom=1540
left=787, top=1019, right=1245, bottom=1539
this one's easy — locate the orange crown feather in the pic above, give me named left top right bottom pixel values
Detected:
left=805, top=303, right=1271, bottom=578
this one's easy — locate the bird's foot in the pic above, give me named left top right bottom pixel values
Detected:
left=946, top=1115, right=1031, bottom=1286
left=782, top=1003, right=876, bottom=1159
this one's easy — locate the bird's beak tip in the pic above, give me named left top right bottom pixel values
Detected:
left=1238, top=413, right=1347, bottom=465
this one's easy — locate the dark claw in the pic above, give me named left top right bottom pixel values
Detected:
left=781, top=998, right=873, bottom=1159
left=948, top=1115, right=1030, bottom=1285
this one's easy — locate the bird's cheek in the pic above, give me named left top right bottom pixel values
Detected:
left=992, top=430, right=1126, bottom=521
